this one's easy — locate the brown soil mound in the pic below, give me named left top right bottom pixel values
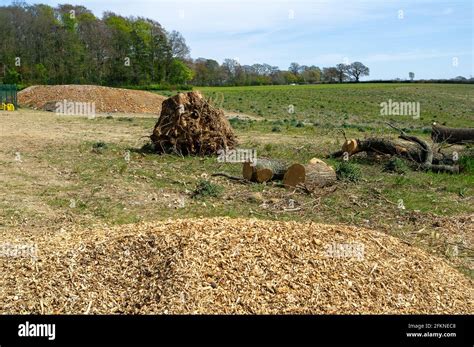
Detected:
left=18, top=85, right=166, bottom=114
left=151, top=91, right=236, bottom=155
left=1, top=218, right=471, bottom=314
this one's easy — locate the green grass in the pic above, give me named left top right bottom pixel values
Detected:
left=335, top=161, right=362, bottom=182
left=195, top=84, right=474, bottom=128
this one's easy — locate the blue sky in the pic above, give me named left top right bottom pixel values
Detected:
left=2, top=0, right=473, bottom=80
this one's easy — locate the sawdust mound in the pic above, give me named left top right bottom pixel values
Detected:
left=1, top=218, right=472, bottom=314
left=150, top=91, right=236, bottom=155
left=18, top=85, right=166, bottom=114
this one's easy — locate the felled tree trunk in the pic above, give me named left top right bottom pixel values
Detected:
left=360, top=138, right=430, bottom=162
left=242, top=158, right=288, bottom=183
left=336, top=123, right=461, bottom=174
left=431, top=123, right=474, bottom=144
left=329, top=137, right=447, bottom=164
left=283, top=158, right=336, bottom=190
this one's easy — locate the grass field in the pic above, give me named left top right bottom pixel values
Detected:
left=1, top=83, right=473, bottom=278
left=196, top=83, right=474, bottom=129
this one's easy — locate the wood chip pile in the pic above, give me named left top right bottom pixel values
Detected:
left=1, top=218, right=472, bottom=314
left=18, top=85, right=166, bottom=114
left=150, top=91, right=236, bottom=155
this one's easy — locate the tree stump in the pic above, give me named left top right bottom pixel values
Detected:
left=150, top=91, right=237, bottom=155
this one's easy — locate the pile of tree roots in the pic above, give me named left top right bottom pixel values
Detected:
left=151, top=91, right=237, bottom=155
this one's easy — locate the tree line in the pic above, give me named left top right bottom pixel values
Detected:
left=0, top=3, right=370, bottom=87
left=191, top=59, right=369, bottom=86
left=0, top=3, right=193, bottom=86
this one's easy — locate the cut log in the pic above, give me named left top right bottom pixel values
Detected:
left=255, top=168, right=273, bottom=183
left=283, top=159, right=336, bottom=190
left=282, top=163, right=306, bottom=188
left=431, top=123, right=474, bottom=144
left=242, top=161, right=254, bottom=181
left=342, top=139, right=359, bottom=155
left=305, top=160, right=337, bottom=189
left=242, top=158, right=288, bottom=183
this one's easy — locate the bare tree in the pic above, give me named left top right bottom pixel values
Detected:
left=409, top=72, right=415, bottom=81
left=167, top=30, right=190, bottom=59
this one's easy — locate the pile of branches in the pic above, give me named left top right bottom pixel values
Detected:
left=329, top=123, right=474, bottom=174
left=150, top=91, right=237, bottom=155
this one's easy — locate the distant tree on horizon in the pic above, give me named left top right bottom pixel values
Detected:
left=347, top=62, right=370, bottom=82
left=289, top=62, right=300, bottom=75
left=336, top=63, right=350, bottom=83
left=322, top=67, right=339, bottom=82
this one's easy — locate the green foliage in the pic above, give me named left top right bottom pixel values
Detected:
left=168, top=59, right=194, bottom=85
left=271, top=126, right=281, bottom=132
left=264, top=143, right=273, bottom=152
left=0, top=3, right=190, bottom=86
left=123, top=84, right=193, bottom=91
left=191, top=180, right=223, bottom=199
left=104, top=15, right=133, bottom=33
left=92, top=141, right=108, bottom=153
left=228, top=118, right=247, bottom=129
left=3, top=69, right=21, bottom=84
left=384, top=157, right=409, bottom=174
left=33, top=64, right=48, bottom=84
left=118, top=117, right=134, bottom=122
left=335, top=161, right=362, bottom=182
left=459, top=156, right=474, bottom=174
left=394, top=175, right=411, bottom=186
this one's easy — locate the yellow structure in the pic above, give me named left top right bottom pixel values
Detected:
left=0, top=103, right=15, bottom=111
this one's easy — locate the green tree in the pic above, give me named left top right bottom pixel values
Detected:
left=4, top=68, right=21, bottom=84
left=33, top=63, right=48, bottom=84
left=335, top=63, right=349, bottom=83
left=168, top=59, right=194, bottom=85
left=347, top=62, right=370, bottom=82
